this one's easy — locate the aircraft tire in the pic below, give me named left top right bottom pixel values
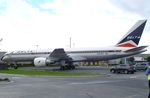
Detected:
left=71, top=65, right=75, bottom=69
left=110, top=69, right=115, bottom=73
left=14, top=66, right=18, bottom=69
left=124, top=70, right=128, bottom=74
left=60, top=66, right=65, bottom=70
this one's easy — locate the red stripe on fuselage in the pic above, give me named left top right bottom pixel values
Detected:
left=117, top=43, right=136, bottom=47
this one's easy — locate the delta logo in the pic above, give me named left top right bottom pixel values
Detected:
left=127, top=36, right=141, bottom=40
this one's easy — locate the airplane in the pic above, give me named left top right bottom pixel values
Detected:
left=1, top=20, right=148, bottom=70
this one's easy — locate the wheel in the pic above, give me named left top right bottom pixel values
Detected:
left=60, top=66, right=65, bottom=70
left=71, top=65, right=75, bottom=69
left=116, top=70, right=120, bottom=74
left=131, top=71, right=134, bottom=74
left=14, top=66, right=18, bottom=69
left=124, top=70, right=128, bottom=74
left=110, top=69, right=115, bottom=73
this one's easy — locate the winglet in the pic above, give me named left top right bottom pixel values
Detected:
left=116, top=20, right=147, bottom=47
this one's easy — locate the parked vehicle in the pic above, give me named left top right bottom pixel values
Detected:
left=133, top=63, right=147, bottom=71
left=110, top=64, right=135, bottom=74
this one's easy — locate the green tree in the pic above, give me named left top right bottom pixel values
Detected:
left=128, top=57, right=135, bottom=64
left=146, top=56, right=150, bottom=64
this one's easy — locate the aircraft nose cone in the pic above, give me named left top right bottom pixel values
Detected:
left=1, top=55, right=9, bottom=62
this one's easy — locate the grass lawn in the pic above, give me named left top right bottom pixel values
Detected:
left=0, top=69, right=105, bottom=76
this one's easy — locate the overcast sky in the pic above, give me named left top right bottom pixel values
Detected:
left=0, top=0, right=149, bottom=53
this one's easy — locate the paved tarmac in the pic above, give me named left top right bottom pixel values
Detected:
left=0, top=67, right=148, bottom=98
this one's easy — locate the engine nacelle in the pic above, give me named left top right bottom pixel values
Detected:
left=34, top=57, right=47, bottom=67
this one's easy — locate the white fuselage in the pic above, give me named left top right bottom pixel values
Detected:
left=2, top=46, right=135, bottom=65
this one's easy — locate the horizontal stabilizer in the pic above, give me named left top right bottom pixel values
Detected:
left=124, top=46, right=148, bottom=53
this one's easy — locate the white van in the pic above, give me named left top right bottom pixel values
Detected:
left=134, top=63, right=148, bottom=71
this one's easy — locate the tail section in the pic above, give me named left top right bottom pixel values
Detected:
left=116, top=20, right=147, bottom=47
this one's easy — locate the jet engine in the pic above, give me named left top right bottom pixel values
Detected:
left=34, top=57, right=54, bottom=67
left=34, top=57, right=47, bottom=67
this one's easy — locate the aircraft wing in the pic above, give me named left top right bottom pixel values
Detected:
left=124, top=46, right=148, bottom=53
left=50, top=48, right=68, bottom=59
left=49, top=48, right=72, bottom=62
left=67, top=54, right=86, bottom=62
left=49, top=48, right=86, bottom=62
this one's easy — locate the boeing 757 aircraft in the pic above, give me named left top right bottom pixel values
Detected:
left=1, top=20, right=148, bottom=70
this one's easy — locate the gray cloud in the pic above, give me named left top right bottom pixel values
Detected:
left=110, top=0, right=150, bottom=32
left=110, top=0, right=150, bottom=17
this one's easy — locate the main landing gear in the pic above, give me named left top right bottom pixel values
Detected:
left=60, top=65, right=75, bottom=70
left=9, top=63, right=19, bottom=69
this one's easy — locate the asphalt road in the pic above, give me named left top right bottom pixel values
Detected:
left=0, top=67, right=148, bottom=98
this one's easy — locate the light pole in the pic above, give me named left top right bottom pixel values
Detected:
left=0, top=38, right=3, bottom=42
left=36, top=45, right=39, bottom=52
left=70, top=37, right=72, bottom=48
